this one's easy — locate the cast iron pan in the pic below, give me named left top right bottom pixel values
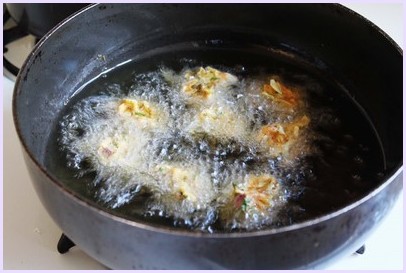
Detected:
left=13, top=4, right=402, bottom=269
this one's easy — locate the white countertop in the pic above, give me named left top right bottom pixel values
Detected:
left=2, top=3, right=403, bottom=270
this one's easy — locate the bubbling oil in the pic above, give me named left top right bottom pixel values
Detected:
left=46, top=54, right=385, bottom=233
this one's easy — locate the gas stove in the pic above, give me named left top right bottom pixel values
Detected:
left=2, top=3, right=403, bottom=270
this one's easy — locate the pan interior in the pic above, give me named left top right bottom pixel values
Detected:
left=43, top=43, right=386, bottom=233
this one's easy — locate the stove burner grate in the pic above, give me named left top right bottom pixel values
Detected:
left=57, top=234, right=76, bottom=254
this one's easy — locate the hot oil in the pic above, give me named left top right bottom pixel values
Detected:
left=45, top=48, right=385, bottom=232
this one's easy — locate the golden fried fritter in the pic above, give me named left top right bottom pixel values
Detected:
left=118, top=99, right=155, bottom=119
left=258, top=115, right=310, bottom=156
left=182, top=66, right=238, bottom=100
left=262, top=78, right=300, bottom=109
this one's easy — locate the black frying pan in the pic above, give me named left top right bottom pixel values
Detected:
left=13, top=4, right=402, bottom=269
